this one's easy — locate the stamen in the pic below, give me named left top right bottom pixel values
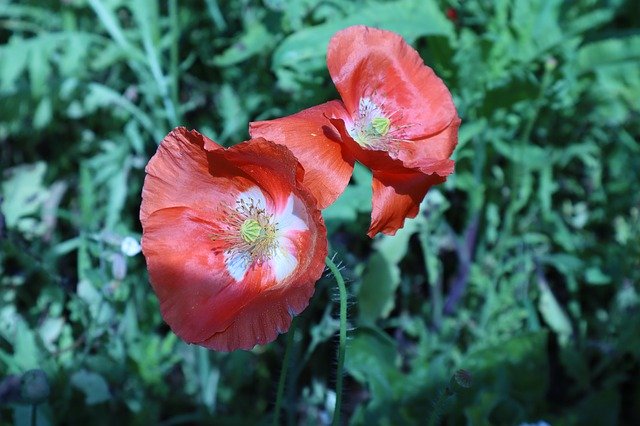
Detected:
left=215, top=190, right=281, bottom=280
left=213, top=189, right=306, bottom=282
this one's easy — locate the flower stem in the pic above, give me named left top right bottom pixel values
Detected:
left=273, top=317, right=297, bottom=426
left=325, top=256, right=347, bottom=426
left=168, top=0, right=182, bottom=125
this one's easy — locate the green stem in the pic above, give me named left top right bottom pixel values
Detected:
left=168, top=0, right=182, bottom=124
left=31, top=404, right=37, bottom=426
left=273, top=317, right=297, bottom=426
left=426, top=388, right=450, bottom=426
left=325, top=256, right=347, bottom=426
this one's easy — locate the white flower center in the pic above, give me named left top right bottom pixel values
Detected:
left=347, top=97, right=394, bottom=149
left=220, top=187, right=307, bottom=283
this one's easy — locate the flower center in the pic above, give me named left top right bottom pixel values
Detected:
left=231, top=198, right=277, bottom=259
left=348, top=97, right=395, bottom=149
left=217, top=187, right=307, bottom=283
left=371, top=117, right=391, bottom=136
left=240, top=219, right=262, bottom=243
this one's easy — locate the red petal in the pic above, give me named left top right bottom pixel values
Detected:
left=396, top=116, right=461, bottom=176
left=368, top=170, right=445, bottom=237
left=250, top=101, right=355, bottom=209
left=140, top=127, right=233, bottom=223
left=209, top=138, right=306, bottom=211
left=327, top=26, right=458, bottom=139
left=142, top=207, right=259, bottom=344
left=200, top=276, right=315, bottom=351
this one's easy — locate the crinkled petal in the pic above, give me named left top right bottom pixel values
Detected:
left=396, top=116, right=461, bottom=176
left=206, top=138, right=306, bottom=213
left=140, top=127, right=232, bottom=223
left=327, top=26, right=458, bottom=139
left=142, top=207, right=261, bottom=344
left=250, top=101, right=355, bottom=209
left=369, top=170, right=445, bottom=237
left=200, top=194, right=326, bottom=351
left=200, top=281, right=315, bottom=351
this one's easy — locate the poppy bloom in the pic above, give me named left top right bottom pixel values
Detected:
left=140, top=127, right=327, bottom=351
left=446, top=7, right=458, bottom=22
left=250, top=26, right=460, bottom=237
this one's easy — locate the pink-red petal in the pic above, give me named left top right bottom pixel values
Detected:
left=249, top=101, right=355, bottom=209
left=207, top=137, right=307, bottom=212
left=142, top=206, right=260, bottom=344
left=327, top=25, right=458, bottom=139
left=396, top=116, right=461, bottom=176
left=200, top=271, right=316, bottom=351
left=369, top=170, right=445, bottom=237
left=140, top=127, right=233, bottom=223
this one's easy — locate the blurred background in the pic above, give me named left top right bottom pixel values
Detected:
left=1, top=0, right=639, bottom=424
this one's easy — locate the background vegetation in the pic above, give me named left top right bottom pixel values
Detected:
left=1, top=0, right=639, bottom=424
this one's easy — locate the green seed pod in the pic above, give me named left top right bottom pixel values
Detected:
left=371, top=117, right=391, bottom=136
left=240, top=219, right=262, bottom=243
left=20, top=369, right=50, bottom=404
left=453, top=369, right=473, bottom=390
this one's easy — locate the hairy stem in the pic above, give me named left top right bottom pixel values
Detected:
left=325, top=256, right=347, bottom=426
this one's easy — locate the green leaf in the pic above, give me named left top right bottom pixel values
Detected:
left=87, top=0, right=145, bottom=61
left=70, top=370, right=111, bottom=405
left=33, top=97, right=53, bottom=129
left=538, top=282, right=572, bottom=344
left=213, top=23, right=274, bottom=67
left=345, top=329, right=402, bottom=404
left=577, top=34, right=640, bottom=73
left=358, top=214, right=423, bottom=323
left=27, top=37, right=53, bottom=97
left=1, top=162, right=48, bottom=237
left=0, top=36, right=30, bottom=91
left=272, top=0, right=453, bottom=89
left=323, top=163, right=372, bottom=223
left=13, top=320, right=40, bottom=372
left=584, top=267, right=611, bottom=286
left=358, top=252, right=398, bottom=323
left=217, top=84, right=247, bottom=142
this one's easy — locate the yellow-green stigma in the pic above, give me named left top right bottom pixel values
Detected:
left=371, top=117, right=391, bottom=136
left=240, top=219, right=261, bottom=243
left=219, top=194, right=280, bottom=272
left=348, top=97, right=397, bottom=149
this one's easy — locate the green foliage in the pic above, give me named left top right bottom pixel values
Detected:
left=1, top=0, right=639, bottom=424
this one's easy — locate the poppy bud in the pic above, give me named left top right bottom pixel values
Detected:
left=20, top=369, right=50, bottom=404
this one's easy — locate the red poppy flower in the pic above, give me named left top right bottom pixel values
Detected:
left=250, top=26, right=460, bottom=237
left=446, top=7, right=458, bottom=22
left=140, top=127, right=327, bottom=351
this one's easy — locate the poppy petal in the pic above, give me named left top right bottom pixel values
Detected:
left=249, top=101, right=355, bottom=209
left=140, top=127, right=233, bottom=223
left=327, top=25, right=458, bottom=139
left=396, top=116, right=461, bottom=176
left=369, top=170, right=445, bottom=237
left=200, top=279, right=315, bottom=351
left=142, top=206, right=260, bottom=344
